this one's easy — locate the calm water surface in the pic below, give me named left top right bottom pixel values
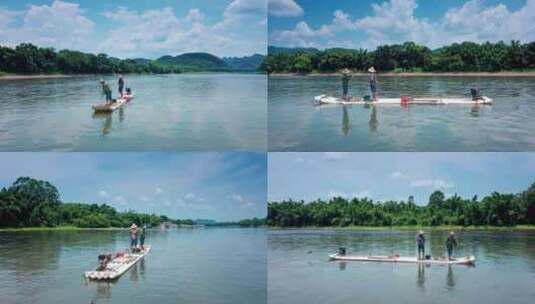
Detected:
left=269, top=229, right=535, bottom=304
left=0, top=228, right=266, bottom=304
left=268, top=76, right=535, bottom=151
left=0, top=73, right=266, bottom=151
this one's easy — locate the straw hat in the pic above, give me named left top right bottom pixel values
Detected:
left=130, top=223, right=137, bottom=229
left=341, top=68, right=351, bottom=74
left=368, top=67, right=376, bottom=73
left=449, top=231, right=455, bottom=235
left=418, top=230, right=424, bottom=235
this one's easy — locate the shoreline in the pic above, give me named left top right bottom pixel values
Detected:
left=269, top=71, right=535, bottom=77
left=268, top=225, right=535, bottom=231
left=0, top=71, right=264, bottom=81
left=0, top=74, right=75, bottom=80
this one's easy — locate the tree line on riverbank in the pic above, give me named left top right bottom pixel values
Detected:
left=0, top=43, right=181, bottom=75
left=268, top=182, right=535, bottom=227
left=262, top=41, right=535, bottom=74
left=0, top=177, right=264, bottom=229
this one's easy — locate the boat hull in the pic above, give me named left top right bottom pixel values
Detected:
left=92, top=94, right=134, bottom=112
left=329, top=253, right=476, bottom=265
left=85, top=245, right=151, bottom=280
left=315, top=94, right=492, bottom=105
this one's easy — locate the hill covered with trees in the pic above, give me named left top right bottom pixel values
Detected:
left=0, top=43, right=181, bottom=75
left=262, top=41, right=535, bottom=74
left=268, top=182, right=535, bottom=227
left=0, top=43, right=265, bottom=75
left=0, top=177, right=264, bottom=229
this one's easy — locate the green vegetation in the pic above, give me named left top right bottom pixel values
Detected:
left=223, top=54, right=266, bottom=71
left=262, top=41, right=535, bottom=74
left=156, top=52, right=228, bottom=72
left=0, top=177, right=262, bottom=229
left=0, top=43, right=180, bottom=75
left=268, top=182, right=535, bottom=228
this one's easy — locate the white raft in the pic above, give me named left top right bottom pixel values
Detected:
left=85, top=245, right=151, bottom=280
left=92, top=93, right=134, bottom=112
left=315, top=94, right=492, bottom=105
left=329, top=253, right=476, bottom=265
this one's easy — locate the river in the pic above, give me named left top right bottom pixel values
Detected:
left=0, top=228, right=266, bottom=304
left=268, top=229, right=535, bottom=304
left=268, top=76, right=535, bottom=151
left=0, top=73, right=266, bottom=151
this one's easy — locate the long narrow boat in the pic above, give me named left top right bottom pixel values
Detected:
left=314, top=94, right=492, bottom=105
left=329, top=253, right=476, bottom=265
left=92, top=93, right=134, bottom=112
left=85, top=245, right=151, bottom=280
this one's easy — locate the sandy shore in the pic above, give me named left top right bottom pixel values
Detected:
left=0, top=74, right=74, bottom=80
left=270, top=71, right=535, bottom=77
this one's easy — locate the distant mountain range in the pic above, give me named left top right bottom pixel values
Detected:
left=134, top=52, right=266, bottom=72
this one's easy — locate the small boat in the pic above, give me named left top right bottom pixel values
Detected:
left=92, top=93, right=134, bottom=112
left=329, top=253, right=476, bottom=265
left=314, top=94, right=492, bottom=105
left=85, top=245, right=151, bottom=280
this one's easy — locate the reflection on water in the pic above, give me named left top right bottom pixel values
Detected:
left=0, top=229, right=266, bottom=304
left=269, top=76, right=535, bottom=151
left=268, top=229, right=535, bottom=304
left=0, top=73, right=266, bottom=151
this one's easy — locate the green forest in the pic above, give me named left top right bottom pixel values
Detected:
left=0, top=43, right=181, bottom=75
left=268, top=182, right=535, bottom=227
left=0, top=177, right=264, bottom=229
left=262, top=41, right=535, bottom=74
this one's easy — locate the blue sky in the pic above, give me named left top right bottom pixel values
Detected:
left=268, top=0, right=535, bottom=49
left=0, top=153, right=267, bottom=221
left=0, top=0, right=266, bottom=58
left=268, top=153, right=535, bottom=205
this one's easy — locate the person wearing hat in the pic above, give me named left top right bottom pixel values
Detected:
left=445, top=231, right=458, bottom=260
left=100, top=79, right=113, bottom=104
left=130, top=223, right=138, bottom=249
left=118, top=75, right=125, bottom=97
left=340, top=68, right=352, bottom=100
left=416, top=230, right=426, bottom=260
left=368, top=67, right=378, bottom=101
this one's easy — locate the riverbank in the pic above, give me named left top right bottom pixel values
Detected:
left=0, top=73, right=74, bottom=80
left=269, top=225, right=535, bottom=231
left=269, top=71, right=535, bottom=77
left=0, top=226, right=129, bottom=232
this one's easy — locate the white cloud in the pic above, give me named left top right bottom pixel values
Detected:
left=155, top=187, right=164, bottom=195
left=0, top=0, right=94, bottom=50
left=270, top=0, right=535, bottom=49
left=1, top=0, right=265, bottom=58
left=225, top=0, right=266, bottom=17
left=268, top=0, right=304, bottom=17
left=185, top=193, right=197, bottom=200
left=295, top=156, right=305, bottom=163
left=98, top=190, right=109, bottom=198
left=409, top=179, right=454, bottom=189
left=139, top=196, right=149, bottom=202
left=114, top=195, right=127, bottom=206
left=230, top=193, right=245, bottom=202
left=389, top=172, right=405, bottom=179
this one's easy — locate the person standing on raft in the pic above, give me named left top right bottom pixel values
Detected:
left=416, top=230, right=426, bottom=260
left=139, top=225, right=146, bottom=250
left=100, top=79, right=113, bottom=104
left=130, top=223, right=138, bottom=250
left=118, top=75, right=124, bottom=97
left=341, top=68, right=352, bottom=100
left=368, top=67, right=378, bottom=101
left=446, top=231, right=458, bottom=260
